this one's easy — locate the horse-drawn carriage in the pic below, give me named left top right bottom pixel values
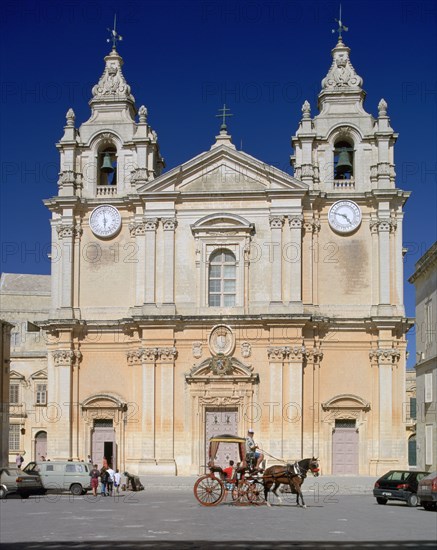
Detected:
left=193, top=434, right=320, bottom=507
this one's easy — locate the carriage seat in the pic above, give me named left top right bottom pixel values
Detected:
left=208, top=464, right=225, bottom=479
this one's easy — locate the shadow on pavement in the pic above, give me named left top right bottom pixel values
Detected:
left=1, top=542, right=436, bottom=550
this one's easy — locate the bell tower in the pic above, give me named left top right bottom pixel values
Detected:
left=292, top=37, right=397, bottom=194
left=56, top=43, right=164, bottom=202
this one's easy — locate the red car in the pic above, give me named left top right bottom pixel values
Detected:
left=417, top=471, right=437, bottom=511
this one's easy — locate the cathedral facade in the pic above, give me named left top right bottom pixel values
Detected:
left=29, top=37, right=411, bottom=475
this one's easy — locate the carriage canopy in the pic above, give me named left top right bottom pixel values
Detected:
left=208, top=434, right=246, bottom=463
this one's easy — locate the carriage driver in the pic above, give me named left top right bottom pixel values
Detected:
left=245, top=428, right=264, bottom=471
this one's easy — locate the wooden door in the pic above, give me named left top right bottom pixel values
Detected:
left=205, top=409, right=238, bottom=468
left=34, top=431, right=47, bottom=461
left=92, top=428, right=116, bottom=468
left=332, top=423, right=359, bottom=474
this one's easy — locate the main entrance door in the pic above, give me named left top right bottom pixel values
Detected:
left=332, top=419, right=359, bottom=474
left=91, top=420, right=116, bottom=468
left=205, top=409, right=238, bottom=468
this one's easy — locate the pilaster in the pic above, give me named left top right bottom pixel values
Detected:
left=269, top=216, right=284, bottom=304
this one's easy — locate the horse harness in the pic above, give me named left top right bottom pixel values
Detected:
left=266, top=461, right=307, bottom=484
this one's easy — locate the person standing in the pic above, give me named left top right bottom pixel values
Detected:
left=15, top=453, right=24, bottom=469
left=100, top=467, right=109, bottom=496
left=106, top=465, right=115, bottom=496
left=90, top=464, right=100, bottom=497
left=113, top=469, right=121, bottom=494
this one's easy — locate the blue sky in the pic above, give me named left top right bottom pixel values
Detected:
left=1, top=0, right=436, bottom=367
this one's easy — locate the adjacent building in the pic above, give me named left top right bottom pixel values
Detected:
left=2, top=35, right=413, bottom=475
left=409, top=242, right=437, bottom=471
left=0, top=319, right=13, bottom=466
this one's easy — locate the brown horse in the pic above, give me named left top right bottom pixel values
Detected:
left=262, top=457, right=319, bottom=507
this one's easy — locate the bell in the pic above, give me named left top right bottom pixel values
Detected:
left=101, top=153, right=114, bottom=173
left=335, top=148, right=353, bottom=176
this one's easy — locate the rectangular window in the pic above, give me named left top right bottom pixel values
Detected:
left=425, top=424, right=433, bottom=465
left=425, top=300, right=433, bottom=347
left=409, top=397, right=417, bottom=420
left=9, top=384, right=19, bottom=405
left=9, top=425, right=20, bottom=451
left=425, top=372, right=433, bottom=403
left=36, top=383, right=47, bottom=405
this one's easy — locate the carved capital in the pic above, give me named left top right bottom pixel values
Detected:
left=162, top=218, right=177, bottom=231
left=289, top=215, right=303, bottom=229
left=56, top=225, right=75, bottom=239
left=129, top=222, right=146, bottom=237
left=157, top=347, right=178, bottom=361
left=269, top=216, right=284, bottom=229
left=369, top=348, right=401, bottom=365
left=370, top=218, right=396, bottom=234
left=52, top=349, right=81, bottom=367
left=144, top=218, right=159, bottom=231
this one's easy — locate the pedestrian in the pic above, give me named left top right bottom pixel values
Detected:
left=87, top=455, right=92, bottom=464
left=41, top=455, right=46, bottom=461
left=106, top=464, right=115, bottom=496
left=100, top=467, right=109, bottom=496
left=15, top=453, right=24, bottom=469
left=90, top=464, right=100, bottom=497
left=113, top=469, right=121, bottom=493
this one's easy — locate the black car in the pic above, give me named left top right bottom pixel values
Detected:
left=417, top=471, right=437, bottom=511
left=373, top=470, right=428, bottom=506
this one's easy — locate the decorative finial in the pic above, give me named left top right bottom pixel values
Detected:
left=107, top=14, right=123, bottom=50
left=138, top=105, right=148, bottom=123
left=66, top=108, right=75, bottom=127
left=332, top=4, right=348, bottom=41
left=378, top=98, right=388, bottom=117
left=216, top=104, right=233, bottom=131
left=302, top=100, right=311, bottom=118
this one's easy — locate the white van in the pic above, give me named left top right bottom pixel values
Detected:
left=24, top=461, right=92, bottom=495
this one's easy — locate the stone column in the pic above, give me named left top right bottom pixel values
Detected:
left=394, top=214, right=404, bottom=308
left=289, top=216, right=303, bottom=302
left=155, top=347, right=177, bottom=473
left=377, top=220, right=391, bottom=305
left=145, top=219, right=158, bottom=304
left=162, top=218, right=177, bottom=304
left=267, top=347, right=285, bottom=458
left=47, top=349, right=80, bottom=460
left=284, top=346, right=305, bottom=459
left=56, top=224, right=75, bottom=314
left=269, top=216, right=284, bottom=303
left=72, top=224, right=82, bottom=311
left=50, top=220, right=60, bottom=311
left=370, top=348, right=401, bottom=462
left=129, top=222, right=146, bottom=306
left=370, top=220, right=379, bottom=307
left=127, top=347, right=157, bottom=472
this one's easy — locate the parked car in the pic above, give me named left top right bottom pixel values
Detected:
left=417, top=471, right=437, bottom=511
left=23, top=461, right=92, bottom=495
left=373, top=470, right=428, bottom=506
left=0, top=467, right=45, bottom=499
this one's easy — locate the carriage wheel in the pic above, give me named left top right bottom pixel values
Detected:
left=232, top=480, right=251, bottom=504
left=194, top=475, right=225, bottom=506
left=248, top=481, right=265, bottom=504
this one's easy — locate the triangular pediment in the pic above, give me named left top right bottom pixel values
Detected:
left=137, top=145, right=307, bottom=195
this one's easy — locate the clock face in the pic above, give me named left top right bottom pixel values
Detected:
left=328, top=200, right=362, bottom=234
left=89, top=205, right=121, bottom=238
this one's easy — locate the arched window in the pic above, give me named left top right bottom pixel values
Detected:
left=334, top=140, right=354, bottom=180
left=208, top=249, right=236, bottom=307
left=98, top=146, right=117, bottom=186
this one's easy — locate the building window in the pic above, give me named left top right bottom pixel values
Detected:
left=425, top=299, right=433, bottom=348
left=425, top=424, right=433, bottom=465
left=9, top=424, right=20, bottom=451
left=409, top=397, right=417, bottom=420
left=9, top=384, right=19, bottom=405
left=334, top=140, right=354, bottom=180
left=36, top=383, right=47, bottom=405
left=208, top=249, right=236, bottom=307
left=425, top=372, right=433, bottom=403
